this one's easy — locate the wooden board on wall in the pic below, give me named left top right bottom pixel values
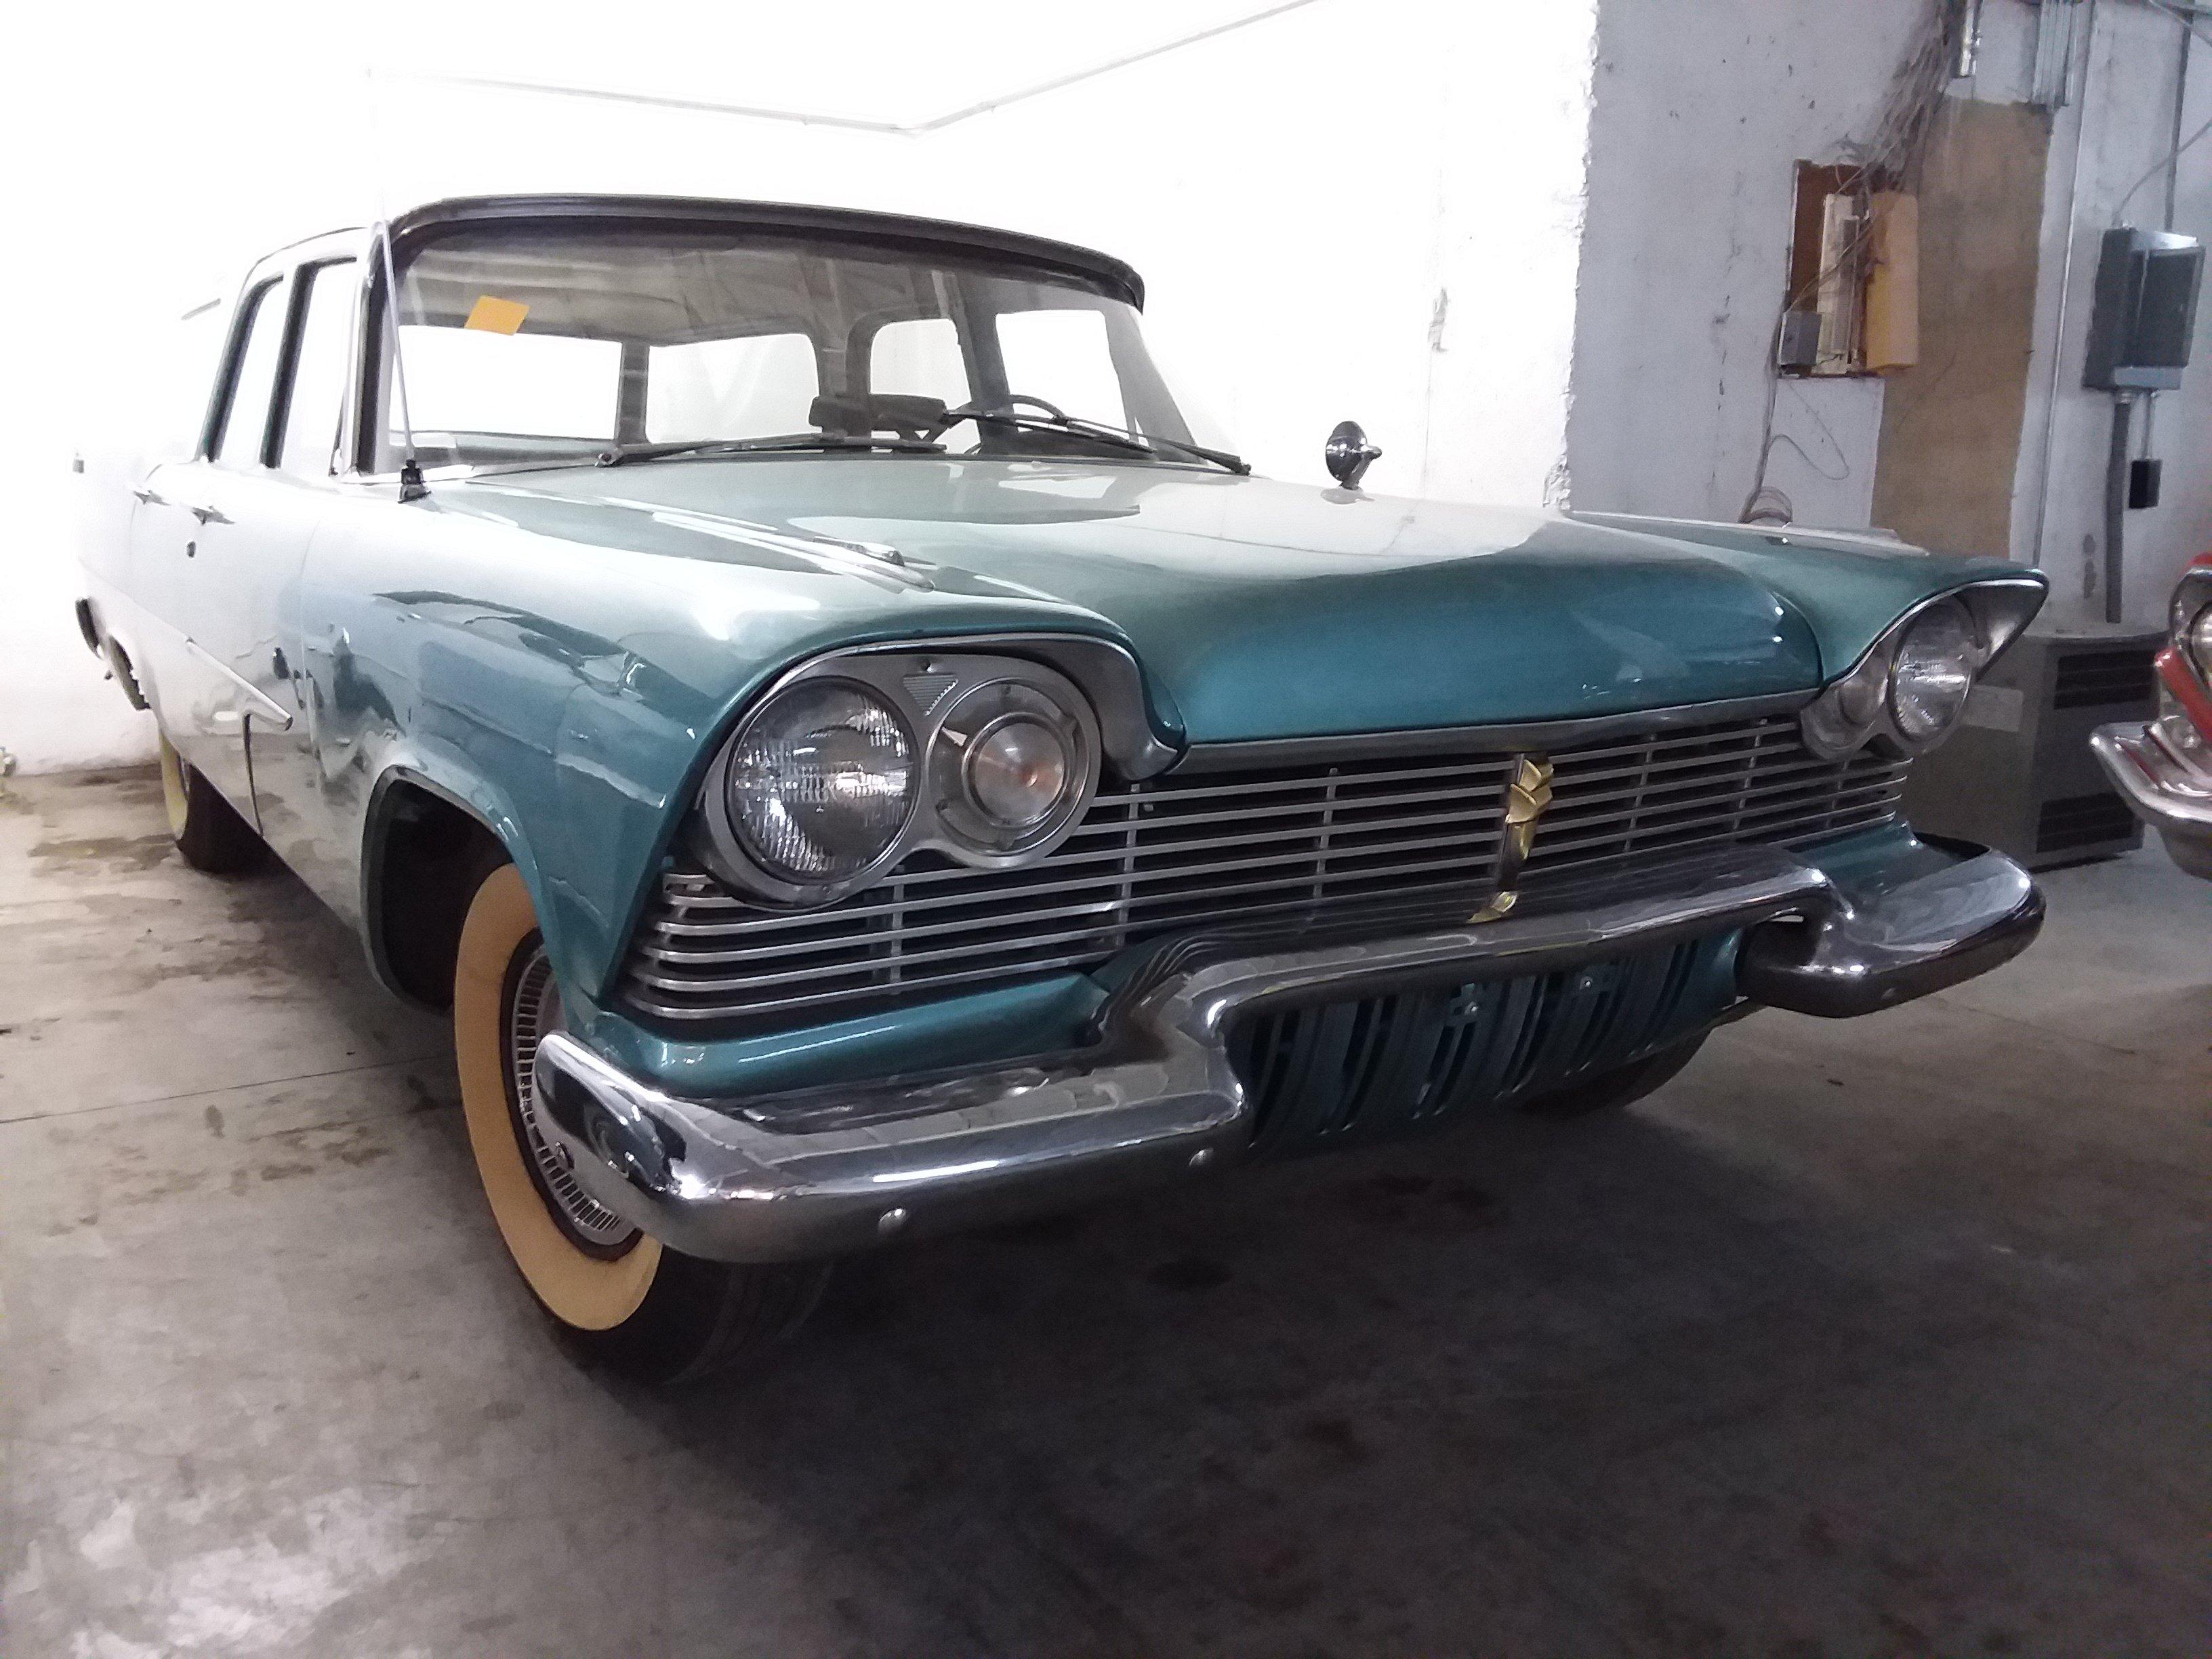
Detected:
left=1870, top=99, right=2051, bottom=560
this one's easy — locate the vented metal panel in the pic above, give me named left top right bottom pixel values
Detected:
left=2034, top=790, right=2140, bottom=855
left=621, top=713, right=1910, bottom=1029
left=1901, top=623, right=2158, bottom=869
left=2049, top=645, right=2156, bottom=710
left=1231, top=931, right=1738, bottom=1158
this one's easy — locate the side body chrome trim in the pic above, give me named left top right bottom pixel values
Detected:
left=537, top=839, right=2043, bottom=1263
left=182, top=636, right=294, bottom=731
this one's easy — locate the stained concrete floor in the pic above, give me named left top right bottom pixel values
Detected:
left=1, top=765, right=2206, bottom=1658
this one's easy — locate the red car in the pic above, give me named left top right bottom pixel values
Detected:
left=2093, top=554, right=2212, bottom=878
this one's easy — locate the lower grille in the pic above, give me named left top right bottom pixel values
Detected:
left=1232, top=930, right=1738, bottom=1157
left=621, top=710, right=1911, bottom=1029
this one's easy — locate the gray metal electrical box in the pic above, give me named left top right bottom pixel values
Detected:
left=1902, top=622, right=2162, bottom=867
left=2084, top=228, right=2203, bottom=391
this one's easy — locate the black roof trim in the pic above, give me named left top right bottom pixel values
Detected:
left=384, top=193, right=1145, bottom=308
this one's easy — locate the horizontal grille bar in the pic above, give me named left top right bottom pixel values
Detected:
left=621, top=711, right=1911, bottom=1027
left=638, top=850, right=1506, bottom=968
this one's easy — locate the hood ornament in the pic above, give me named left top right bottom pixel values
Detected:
left=1324, top=421, right=1382, bottom=490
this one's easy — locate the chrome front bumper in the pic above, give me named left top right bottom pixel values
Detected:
left=534, top=842, right=2043, bottom=1264
left=2091, top=717, right=2212, bottom=878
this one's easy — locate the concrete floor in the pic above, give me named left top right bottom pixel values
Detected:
left=1, top=768, right=2206, bottom=1658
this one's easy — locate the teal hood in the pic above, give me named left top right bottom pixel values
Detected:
left=434, top=457, right=1976, bottom=743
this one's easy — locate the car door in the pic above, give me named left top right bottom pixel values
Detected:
left=127, top=264, right=292, bottom=818
left=235, top=249, right=364, bottom=869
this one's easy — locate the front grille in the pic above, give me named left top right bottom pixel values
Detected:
left=621, top=712, right=1911, bottom=1029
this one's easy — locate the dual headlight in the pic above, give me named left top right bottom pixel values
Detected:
left=699, top=651, right=1101, bottom=905
left=1799, top=579, right=2044, bottom=760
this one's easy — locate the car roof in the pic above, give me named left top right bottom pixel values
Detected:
left=376, top=192, right=1146, bottom=309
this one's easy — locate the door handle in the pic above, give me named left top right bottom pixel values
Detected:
left=131, top=487, right=168, bottom=508
left=187, top=504, right=232, bottom=526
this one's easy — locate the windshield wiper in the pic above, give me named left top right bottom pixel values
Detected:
left=596, top=433, right=945, bottom=466
left=935, top=404, right=1250, bottom=475
left=1061, top=417, right=1250, bottom=476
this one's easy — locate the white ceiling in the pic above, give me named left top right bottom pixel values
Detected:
left=369, top=1, right=1307, bottom=131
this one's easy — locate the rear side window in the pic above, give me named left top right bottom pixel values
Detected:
left=211, top=277, right=289, bottom=464
left=277, top=260, right=359, bottom=477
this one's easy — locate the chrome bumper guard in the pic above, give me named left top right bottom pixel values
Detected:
left=2091, top=718, right=2212, bottom=877
left=534, top=842, right=2042, bottom=1264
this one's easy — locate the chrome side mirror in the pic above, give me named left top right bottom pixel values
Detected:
left=1324, top=421, right=1381, bottom=490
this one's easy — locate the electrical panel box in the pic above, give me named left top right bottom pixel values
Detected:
left=2084, top=228, right=2203, bottom=391
left=1902, top=622, right=2162, bottom=867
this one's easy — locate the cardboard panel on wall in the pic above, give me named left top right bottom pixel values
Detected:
left=1871, top=99, right=2050, bottom=559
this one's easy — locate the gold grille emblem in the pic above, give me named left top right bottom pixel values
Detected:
left=1472, top=754, right=1555, bottom=922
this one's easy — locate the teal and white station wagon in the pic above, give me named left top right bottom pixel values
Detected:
left=77, top=194, right=2048, bottom=1379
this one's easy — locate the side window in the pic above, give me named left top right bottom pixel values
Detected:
left=647, top=332, right=818, bottom=442
left=997, top=308, right=1127, bottom=430
left=211, top=277, right=289, bottom=464
left=869, top=316, right=970, bottom=407
left=278, top=260, right=359, bottom=477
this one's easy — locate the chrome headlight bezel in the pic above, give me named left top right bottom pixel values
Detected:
left=928, top=678, right=1095, bottom=863
left=2167, top=565, right=2212, bottom=685
left=697, top=644, right=1111, bottom=907
left=716, top=677, right=921, bottom=901
left=1799, top=576, right=2045, bottom=760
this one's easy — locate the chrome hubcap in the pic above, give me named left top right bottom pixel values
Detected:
left=506, top=945, right=636, bottom=1248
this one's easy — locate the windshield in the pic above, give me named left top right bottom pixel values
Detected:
left=374, top=220, right=1229, bottom=472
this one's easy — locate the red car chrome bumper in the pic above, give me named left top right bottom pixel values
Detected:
left=2092, top=712, right=2212, bottom=878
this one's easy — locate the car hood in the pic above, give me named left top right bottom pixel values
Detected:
left=438, top=457, right=2007, bottom=743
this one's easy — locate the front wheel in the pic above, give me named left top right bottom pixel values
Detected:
left=453, top=861, right=827, bottom=1382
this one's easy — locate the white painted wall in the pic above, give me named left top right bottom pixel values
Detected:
left=1, top=0, right=1597, bottom=774
left=1569, top=0, right=2212, bottom=632
left=2017, top=0, right=2212, bottom=624
left=1567, top=0, right=1986, bottom=531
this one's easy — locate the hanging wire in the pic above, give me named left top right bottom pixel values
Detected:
left=2110, top=0, right=2212, bottom=227
left=1738, top=0, right=1958, bottom=522
left=2112, top=108, right=2212, bottom=226
left=2141, top=0, right=2212, bottom=53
